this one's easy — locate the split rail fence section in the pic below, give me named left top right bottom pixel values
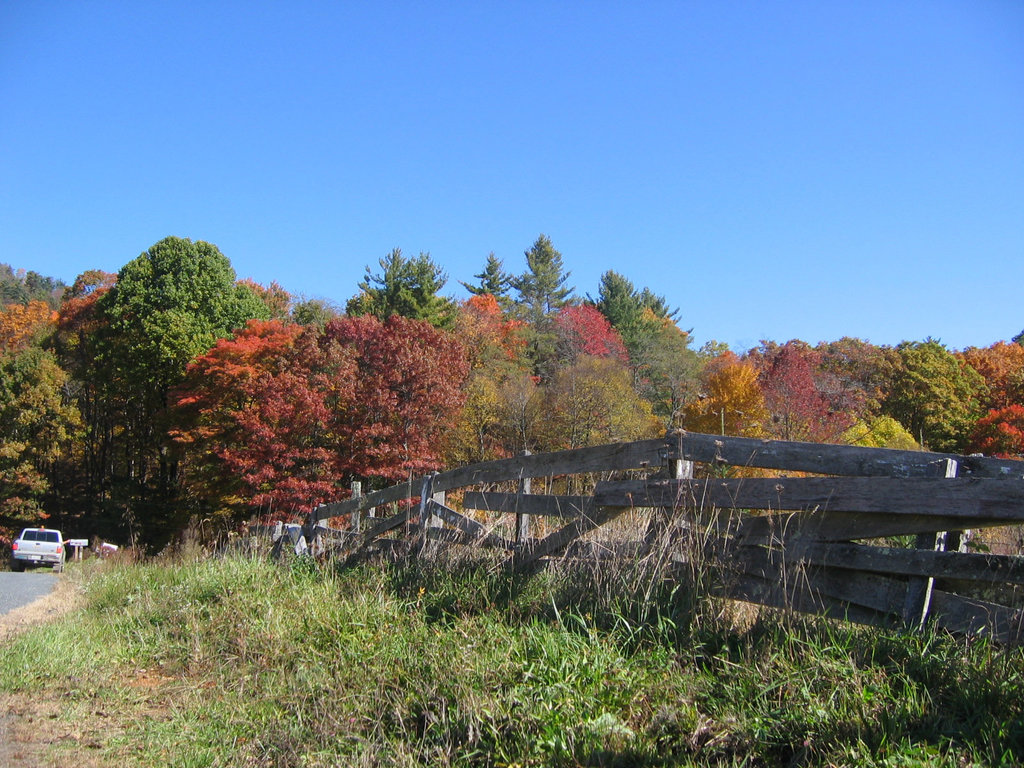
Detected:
left=308, top=431, right=1024, bottom=643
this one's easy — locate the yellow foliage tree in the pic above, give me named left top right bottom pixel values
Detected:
left=541, top=355, right=662, bottom=451
left=841, top=415, right=918, bottom=450
left=681, top=352, right=768, bottom=437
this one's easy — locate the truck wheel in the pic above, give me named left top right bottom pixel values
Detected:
left=11, top=560, right=23, bottom=572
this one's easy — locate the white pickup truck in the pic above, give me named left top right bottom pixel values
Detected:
left=10, top=527, right=65, bottom=571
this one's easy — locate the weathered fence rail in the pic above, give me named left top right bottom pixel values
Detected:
left=301, top=431, right=1024, bottom=642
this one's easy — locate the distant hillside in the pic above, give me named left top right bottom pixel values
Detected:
left=0, top=264, right=66, bottom=308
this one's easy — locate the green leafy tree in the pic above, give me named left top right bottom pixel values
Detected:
left=93, top=237, right=269, bottom=548
left=291, top=297, right=342, bottom=327
left=346, top=248, right=456, bottom=328
left=640, top=315, right=702, bottom=427
left=590, top=270, right=696, bottom=424
left=592, top=271, right=649, bottom=358
left=882, top=339, right=987, bottom=453
left=101, top=237, right=268, bottom=403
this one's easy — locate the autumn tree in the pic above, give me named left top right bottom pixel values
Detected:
left=52, top=271, right=117, bottom=528
left=755, top=341, right=852, bottom=442
left=540, top=355, right=661, bottom=452
left=0, top=300, right=57, bottom=353
left=239, top=279, right=292, bottom=320
left=173, top=314, right=469, bottom=522
left=0, top=346, right=81, bottom=531
left=970, top=405, right=1024, bottom=458
left=553, top=304, right=627, bottom=365
left=322, top=314, right=469, bottom=484
left=454, top=294, right=526, bottom=372
left=814, top=337, right=901, bottom=422
left=959, top=342, right=1024, bottom=411
left=841, top=415, right=918, bottom=450
left=493, top=372, right=544, bottom=455
left=681, top=351, right=768, bottom=437
left=445, top=295, right=527, bottom=464
left=172, top=319, right=353, bottom=523
left=882, top=339, right=987, bottom=453
left=347, top=248, right=456, bottom=328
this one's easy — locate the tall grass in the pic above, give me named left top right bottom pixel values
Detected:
left=2, top=545, right=1024, bottom=766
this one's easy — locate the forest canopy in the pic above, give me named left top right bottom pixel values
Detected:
left=1, top=235, right=1020, bottom=549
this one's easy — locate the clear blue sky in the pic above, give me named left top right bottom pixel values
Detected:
left=2, top=1, right=1021, bottom=351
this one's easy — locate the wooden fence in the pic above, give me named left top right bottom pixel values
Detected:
left=304, top=431, right=1024, bottom=643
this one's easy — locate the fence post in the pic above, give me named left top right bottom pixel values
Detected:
left=351, top=481, right=362, bottom=534
left=516, top=451, right=532, bottom=544
left=431, top=487, right=446, bottom=528
left=642, top=439, right=694, bottom=552
left=418, top=472, right=436, bottom=532
left=902, top=457, right=958, bottom=630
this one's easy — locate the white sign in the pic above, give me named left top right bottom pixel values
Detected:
left=67, top=539, right=89, bottom=547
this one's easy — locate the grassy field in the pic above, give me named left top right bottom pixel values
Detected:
left=2, top=547, right=1024, bottom=767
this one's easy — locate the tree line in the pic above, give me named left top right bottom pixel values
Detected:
left=1, top=234, right=1021, bottom=550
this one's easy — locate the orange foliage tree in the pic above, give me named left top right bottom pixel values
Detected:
left=445, top=295, right=527, bottom=464
left=959, top=342, right=1024, bottom=411
left=0, top=300, right=57, bottom=353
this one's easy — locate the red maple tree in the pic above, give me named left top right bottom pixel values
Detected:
left=172, top=314, right=469, bottom=520
left=554, top=304, right=628, bottom=364
left=758, top=342, right=852, bottom=442
left=323, top=314, right=468, bottom=481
